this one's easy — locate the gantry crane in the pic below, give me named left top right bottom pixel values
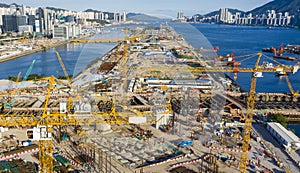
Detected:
left=188, top=53, right=299, bottom=173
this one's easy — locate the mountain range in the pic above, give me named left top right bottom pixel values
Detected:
left=127, top=13, right=160, bottom=21
left=248, top=0, right=300, bottom=15
left=203, top=9, right=244, bottom=17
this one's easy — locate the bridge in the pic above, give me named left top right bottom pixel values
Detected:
left=70, top=38, right=123, bottom=43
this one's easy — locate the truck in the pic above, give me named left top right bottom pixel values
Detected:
left=178, top=140, right=193, bottom=148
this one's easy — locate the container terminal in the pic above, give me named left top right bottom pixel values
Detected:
left=0, top=24, right=299, bottom=173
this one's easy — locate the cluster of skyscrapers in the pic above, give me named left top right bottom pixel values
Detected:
left=216, top=8, right=292, bottom=26
left=0, top=4, right=127, bottom=39
left=179, top=8, right=300, bottom=27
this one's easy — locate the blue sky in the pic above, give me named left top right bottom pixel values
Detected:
left=2, top=0, right=272, bottom=18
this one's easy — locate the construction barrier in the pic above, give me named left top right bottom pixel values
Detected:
left=208, top=146, right=242, bottom=153
left=0, top=147, right=38, bottom=160
left=60, top=153, right=80, bottom=167
left=144, top=153, right=194, bottom=168
left=170, top=154, right=212, bottom=169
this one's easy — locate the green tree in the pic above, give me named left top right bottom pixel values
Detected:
left=269, top=113, right=287, bottom=127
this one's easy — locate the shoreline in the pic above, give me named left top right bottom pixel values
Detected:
left=0, top=33, right=94, bottom=63
left=187, top=22, right=299, bottom=30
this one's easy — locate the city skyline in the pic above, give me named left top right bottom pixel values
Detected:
left=1, top=0, right=272, bottom=18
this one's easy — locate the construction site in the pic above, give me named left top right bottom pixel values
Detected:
left=0, top=23, right=300, bottom=173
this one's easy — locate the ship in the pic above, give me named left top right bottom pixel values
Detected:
left=273, top=55, right=298, bottom=61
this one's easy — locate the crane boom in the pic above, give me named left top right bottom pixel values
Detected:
left=136, top=53, right=298, bottom=172
left=55, top=50, right=71, bottom=83
left=285, top=75, right=298, bottom=97
left=23, top=59, right=36, bottom=81
left=16, top=72, right=21, bottom=82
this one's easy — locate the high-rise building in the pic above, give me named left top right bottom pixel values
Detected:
left=43, top=8, right=55, bottom=35
left=10, top=4, right=17, bottom=15
left=21, top=5, right=26, bottom=16
left=219, top=8, right=230, bottom=23
left=2, top=15, right=27, bottom=32
left=123, top=11, right=126, bottom=22
left=27, top=15, right=35, bottom=26
left=177, top=11, right=184, bottom=20
left=114, top=13, right=122, bottom=23
left=37, top=8, right=45, bottom=34
left=98, top=12, right=104, bottom=20
left=53, top=24, right=82, bottom=39
left=53, top=25, right=68, bottom=39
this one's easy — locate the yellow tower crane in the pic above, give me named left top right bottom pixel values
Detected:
left=55, top=50, right=73, bottom=111
left=284, top=75, right=298, bottom=97
left=0, top=33, right=149, bottom=172
left=188, top=53, right=299, bottom=173
left=0, top=76, right=135, bottom=172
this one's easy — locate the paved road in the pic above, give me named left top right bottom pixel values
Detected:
left=253, top=123, right=300, bottom=173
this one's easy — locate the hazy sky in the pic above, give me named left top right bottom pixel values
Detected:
left=2, top=0, right=272, bottom=18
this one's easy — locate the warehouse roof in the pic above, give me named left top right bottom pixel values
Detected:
left=267, top=122, right=300, bottom=144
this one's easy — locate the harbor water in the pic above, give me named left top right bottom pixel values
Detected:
left=171, top=23, right=300, bottom=93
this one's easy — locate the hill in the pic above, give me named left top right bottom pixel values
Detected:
left=204, top=8, right=244, bottom=17
left=248, top=0, right=300, bottom=15
left=0, top=3, right=9, bottom=8
left=127, top=13, right=160, bottom=21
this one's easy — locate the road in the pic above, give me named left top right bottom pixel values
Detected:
left=252, top=123, right=300, bottom=173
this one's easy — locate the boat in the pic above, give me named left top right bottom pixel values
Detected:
left=253, top=72, right=263, bottom=78
left=274, top=55, right=298, bottom=61
left=262, top=48, right=273, bottom=53
left=275, top=70, right=286, bottom=76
